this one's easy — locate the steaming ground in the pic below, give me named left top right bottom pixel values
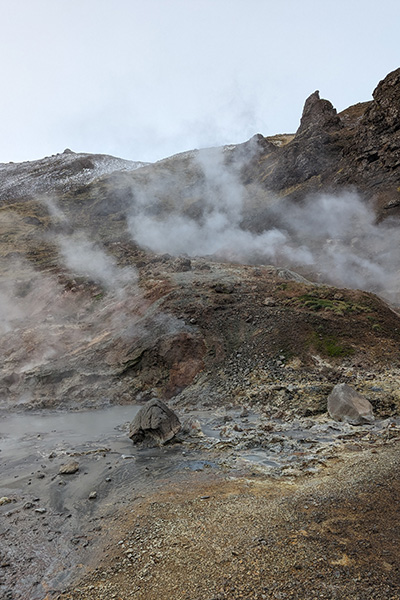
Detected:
left=0, top=215, right=186, bottom=408
left=127, top=146, right=400, bottom=304
left=2, top=138, right=400, bottom=412
left=2, top=71, right=400, bottom=598
left=2, top=143, right=400, bottom=407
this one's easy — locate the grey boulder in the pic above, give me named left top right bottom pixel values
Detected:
left=129, top=399, right=181, bottom=446
left=327, top=383, right=374, bottom=424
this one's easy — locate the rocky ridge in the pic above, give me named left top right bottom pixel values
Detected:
left=251, top=68, right=400, bottom=212
left=0, top=149, right=147, bottom=203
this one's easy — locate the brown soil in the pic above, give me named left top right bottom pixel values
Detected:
left=57, top=440, right=400, bottom=600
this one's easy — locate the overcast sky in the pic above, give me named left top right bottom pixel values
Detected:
left=1, top=0, right=399, bottom=164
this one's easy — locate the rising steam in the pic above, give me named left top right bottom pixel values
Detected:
left=58, top=233, right=137, bottom=291
left=127, top=145, right=400, bottom=303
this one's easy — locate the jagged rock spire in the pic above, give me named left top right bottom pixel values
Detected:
left=296, top=90, right=341, bottom=137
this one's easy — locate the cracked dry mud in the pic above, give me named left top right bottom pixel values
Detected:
left=58, top=440, right=400, bottom=600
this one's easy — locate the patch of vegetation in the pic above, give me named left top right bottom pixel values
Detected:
left=287, top=292, right=370, bottom=316
left=367, top=315, right=383, bottom=333
left=323, top=337, right=354, bottom=357
left=309, top=331, right=354, bottom=358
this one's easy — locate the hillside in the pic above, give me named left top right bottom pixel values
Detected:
left=2, top=68, right=400, bottom=600
left=1, top=69, right=400, bottom=413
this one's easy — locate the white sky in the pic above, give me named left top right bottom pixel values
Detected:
left=1, top=0, right=399, bottom=164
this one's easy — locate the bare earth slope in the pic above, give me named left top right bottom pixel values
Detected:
left=2, top=252, right=400, bottom=416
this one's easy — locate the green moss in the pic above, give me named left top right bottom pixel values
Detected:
left=309, top=331, right=354, bottom=357
left=288, top=293, right=370, bottom=316
left=323, top=337, right=354, bottom=357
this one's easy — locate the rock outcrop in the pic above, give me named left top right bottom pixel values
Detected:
left=296, top=90, right=342, bottom=138
left=340, top=68, right=400, bottom=205
left=327, top=383, right=374, bottom=424
left=250, top=67, right=400, bottom=209
left=129, top=399, right=181, bottom=446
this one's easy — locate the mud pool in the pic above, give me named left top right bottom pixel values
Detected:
left=0, top=405, right=227, bottom=599
left=1, top=405, right=399, bottom=600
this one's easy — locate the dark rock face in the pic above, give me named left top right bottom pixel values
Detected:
left=327, top=383, right=374, bottom=424
left=365, top=68, right=400, bottom=136
left=341, top=68, right=400, bottom=198
left=258, top=91, right=343, bottom=192
left=296, top=91, right=341, bottom=138
left=129, top=399, right=181, bottom=446
left=251, top=67, right=400, bottom=209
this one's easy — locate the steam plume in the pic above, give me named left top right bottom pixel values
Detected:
left=127, top=146, right=400, bottom=303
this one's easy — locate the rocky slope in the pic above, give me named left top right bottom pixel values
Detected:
left=1, top=69, right=400, bottom=415
left=2, top=245, right=400, bottom=416
left=250, top=68, right=400, bottom=211
left=0, top=149, right=147, bottom=203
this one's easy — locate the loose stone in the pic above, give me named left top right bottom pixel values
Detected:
left=59, top=461, right=80, bottom=475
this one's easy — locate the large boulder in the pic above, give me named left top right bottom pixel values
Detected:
left=327, top=383, right=374, bottom=424
left=129, top=398, right=181, bottom=446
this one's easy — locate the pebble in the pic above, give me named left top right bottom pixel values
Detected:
left=0, top=497, right=13, bottom=506
left=59, top=461, right=80, bottom=475
left=89, top=491, right=97, bottom=500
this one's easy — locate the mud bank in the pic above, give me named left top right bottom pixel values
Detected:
left=58, top=440, right=400, bottom=600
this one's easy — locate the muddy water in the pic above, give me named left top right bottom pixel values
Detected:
left=0, top=406, right=138, bottom=459
left=0, top=406, right=211, bottom=600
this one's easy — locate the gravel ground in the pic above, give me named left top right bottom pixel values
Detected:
left=58, top=440, right=400, bottom=600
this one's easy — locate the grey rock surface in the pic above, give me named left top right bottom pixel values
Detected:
left=327, top=383, right=374, bottom=424
left=129, top=399, right=181, bottom=445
